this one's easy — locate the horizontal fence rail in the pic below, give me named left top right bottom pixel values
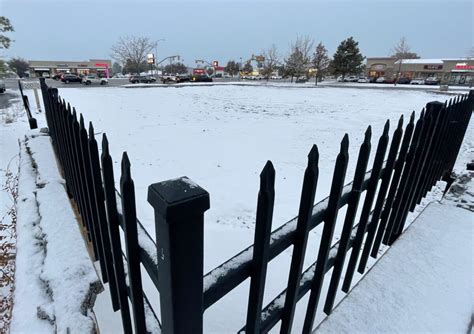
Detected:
left=38, top=76, right=473, bottom=334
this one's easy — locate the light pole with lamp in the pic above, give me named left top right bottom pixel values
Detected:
left=154, top=38, right=166, bottom=76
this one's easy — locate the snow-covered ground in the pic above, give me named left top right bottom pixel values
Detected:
left=26, top=85, right=469, bottom=333
left=1, top=94, right=102, bottom=333
left=316, top=189, right=473, bottom=333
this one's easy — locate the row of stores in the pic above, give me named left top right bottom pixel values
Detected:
left=366, top=57, right=473, bottom=85
left=29, top=59, right=112, bottom=78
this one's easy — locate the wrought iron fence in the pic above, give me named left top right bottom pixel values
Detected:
left=38, top=77, right=472, bottom=333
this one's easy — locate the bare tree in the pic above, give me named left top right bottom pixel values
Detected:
left=391, top=37, right=419, bottom=85
left=261, top=44, right=280, bottom=80
left=285, top=36, right=314, bottom=82
left=312, top=42, right=330, bottom=85
left=391, top=37, right=419, bottom=59
left=111, top=36, right=157, bottom=74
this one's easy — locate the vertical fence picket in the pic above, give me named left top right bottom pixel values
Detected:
left=391, top=106, right=436, bottom=242
left=412, top=102, right=444, bottom=207
left=89, top=123, right=116, bottom=289
left=120, top=153, right=146, bottom=334
left=245, top=161, right=276, bottom=334
left=383, top=110, right=424, bottom=245
left=79, top=115, right=107, bottom=272
left=371, top=112, right=414, bottom=257
left=101, top=135, right=132, bottom=330
left=421, top=102, right=449, bottom=197
left=303, top=134, right=349, bottom=333
left=408, top=102, right=442, bottom=212
left=342, top=121, right=390, bottom=292
left=447, top=94, right=473, bottom=174
left=324, top=127, right=371, bottom=315
left=72, top=110, right=93, bottom=243
left=280, top=146, right=319, bottom=333
left=358, top=117, right=403, bottom=273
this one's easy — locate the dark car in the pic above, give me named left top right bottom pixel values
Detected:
left=129, top=75, right=156, bottom=84
left=176, top=74, right=191, bottom=83
left=397, top=77, right=411, bottom=84
left=61, top=74, right=82, bottom=83
left=191, top=75, right=213, bottom=82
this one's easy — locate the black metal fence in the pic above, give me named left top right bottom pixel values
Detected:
left=38, top=77, right=472, bottom=334
left=18, top=80, right=37, bottom=129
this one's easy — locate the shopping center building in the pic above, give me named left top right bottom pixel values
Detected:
left=366, top=57, right=473, bottom=85
left=28, top=59, right=112, bottom=78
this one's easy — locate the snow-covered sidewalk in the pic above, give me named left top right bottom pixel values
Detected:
left=316, top=184, right=473, bottom=333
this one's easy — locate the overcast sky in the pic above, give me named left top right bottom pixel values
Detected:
left=2, top=0, right=473, bottom=66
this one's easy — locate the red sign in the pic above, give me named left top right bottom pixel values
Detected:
left=193, top=68, right=206, bottom=75
left=95, top=63, right=108, bottom=67
left=455, top=63, right=473, bottom=70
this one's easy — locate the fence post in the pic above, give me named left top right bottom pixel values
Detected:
left=148, top=176, right=210, bottom=334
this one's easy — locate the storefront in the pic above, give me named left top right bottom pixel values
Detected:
left=366, top=57, right=473, bottom=85
left=29, top=59, right=112, bottom=78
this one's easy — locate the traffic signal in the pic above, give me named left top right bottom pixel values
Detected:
left=213, top=61, right=218, bottom=67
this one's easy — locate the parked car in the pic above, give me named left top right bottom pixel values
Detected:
left=82, top=75, right=108, bottom=85
left=270, top=75, right=283, bottom=80
left=410, top=78, right=425, bottom=85
left=344, top=76, right=359, bottom=82
left=161, top=74, right=176, bottom=83
left=425, top=77, right=440, bottom=85
left=0, top=79, right=5, bottom=93
left=61, top=74, right=82, bottom=83
left=52, top=73, right=65, bottom=80
left=357, top=77, right=369, bottom=83
left=176, top=74, right=191, bottom=83
left=295, top=77, right=307, bottom=83
left=376, top=76, right=387, bottom=83
left=397, top=77, right=411, bottom=84
left=191, top=75, right=213, bottom=82
left=129, top=75, right=156, bottom=84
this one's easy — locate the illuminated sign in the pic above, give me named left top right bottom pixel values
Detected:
left=95, top=63, right=109, bottom=67
left=455, top=63, right=473, bottom=70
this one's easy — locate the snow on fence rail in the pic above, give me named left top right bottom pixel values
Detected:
left=38, top=77, right=473, bottom=334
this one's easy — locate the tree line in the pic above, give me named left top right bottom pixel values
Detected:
left=220, top=36, right=365, bottom=84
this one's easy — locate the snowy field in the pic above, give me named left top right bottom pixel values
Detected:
left=40, top=85, right=464, bottom=332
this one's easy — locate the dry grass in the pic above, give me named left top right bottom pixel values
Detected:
left=0, top=156, right=19, bottom=332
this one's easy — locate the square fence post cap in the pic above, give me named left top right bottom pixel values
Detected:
left=147, top=176, right=210, bottom=219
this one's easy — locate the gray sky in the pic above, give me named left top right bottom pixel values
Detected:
left=2, top=0, right=473, bottom=66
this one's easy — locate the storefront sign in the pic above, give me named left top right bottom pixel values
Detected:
left=77, top=64, right=88, bottom=67
left=455, top=63, right=473, bottom=70
left=193, top=68, right=205, bottom=75
left=424, top=64, right=443, bottom=70
left=95, top=63, right=108, bottom=67
left=56, top=64, right=69, bottom=67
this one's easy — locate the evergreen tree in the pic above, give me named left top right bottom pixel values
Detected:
left=332, top=37, right=364, bottom=79
left=225, top=60, right=239, bottom=76
left=242, top=61, right=253, bottom=74
left=8, top=57, right=29, bottom=77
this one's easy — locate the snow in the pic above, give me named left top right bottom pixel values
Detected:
left=394, top=58, right=443, bottom=64
left=10, top=141, right=53, bottom=333
left=37, top=85, right=468, bottom=332
left=27, top=134, right=103, bottom=333
left=1, top=93, right=103, bottom=333
left=316, top=200, right=473, bottom=333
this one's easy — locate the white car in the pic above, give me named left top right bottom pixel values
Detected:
left=0, top=79, right=5, bottom=93
left=271, top=75, right=283, bottom=80
left=410, top=78, right=425, bottom=85
left=357, top=77, right=369, bottom=83
left=82, top=75, right=108, bottom=85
